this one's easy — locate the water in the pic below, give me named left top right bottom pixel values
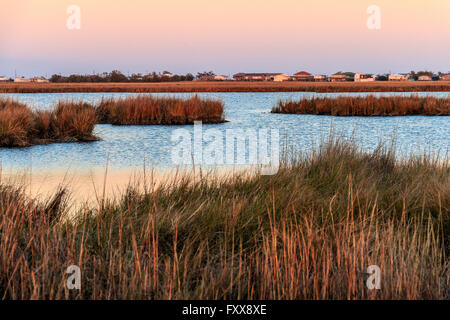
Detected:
left=0, top=92, right=448, bottom=171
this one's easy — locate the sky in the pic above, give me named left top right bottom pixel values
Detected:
left=0, top=0, right=449, bottom=77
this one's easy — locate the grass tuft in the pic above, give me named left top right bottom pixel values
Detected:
left=0, top=138, right=448, bottom=299
left=272, top=95, right=450, bottom=116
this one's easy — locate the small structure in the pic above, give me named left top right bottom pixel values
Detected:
left=30, top=77, right=50, bottom=83
left=214, top=75, right=230, bottom=81
left=14, top=77, right=32, bottom=83
left=440, top=74, right=450, bottom=81
left=389, top=74, right=409, bottom=81
left=314, top=75, right=328, bottom=82
left=293, top=71, right=314, bottom=81
left=0, top=76, right=9, bottom=82
left=272, top=74, right=291, bottom=82
left=418, top=75, right=432, bottom=81
left=330, top=74, right=348, bottom=82
left=233, top=73, right=285, bottom=81
left=354, top=73, right=376, bottom=82
left=161, top=71, right=174, bottom=78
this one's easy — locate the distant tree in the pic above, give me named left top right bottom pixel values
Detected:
left=50, top=74, right=62, bottom=82
left=376, top=74, right=389, bottom=81
left=409, top=71, right=418, bottom=81
left=109, top=70, right=127, bottom=82
left=196, top=71, right=215, bottom=79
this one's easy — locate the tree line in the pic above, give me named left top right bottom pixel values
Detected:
left=49, top=70, right=196, bottom=83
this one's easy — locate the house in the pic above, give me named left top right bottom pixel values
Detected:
left=14, top=77, right=32, bottom=83
left=30, top=77, right=50, bottom=83
left=161, top=71, right=174, bottom=78
left=440, top=74, right=450, bottom=81
left=330, top=74, right=348, bottom=82
left=389, top=74, right=409, bottom=81
left=232, top=73, right=285, bottom=81
left=272, top=74, right=291, bottom=82
left=314, top=75, right=328, bottom=82
left=293, top=71, right=314, bottom=81
left=214, top=75, right=230, bottom=81
left=0, top=76, right=9, bottom=82
left=354, top=73, right=376, bottom=82
left=418, top=75, right=432, bottom=81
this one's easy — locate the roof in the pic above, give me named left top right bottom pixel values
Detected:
left=294, top=71, right=312, bottom=76
left=233, top=73, right=284, bottom=77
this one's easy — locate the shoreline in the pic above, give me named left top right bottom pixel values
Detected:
left=1, top=81, right=450, bottom=93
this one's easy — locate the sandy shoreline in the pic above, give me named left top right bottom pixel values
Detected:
left=0, top=166, right=254, bottom=208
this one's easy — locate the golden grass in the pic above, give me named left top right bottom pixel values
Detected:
left=1, top=81, right=450, bottom=93
left=97, top=95, right=225, bottom=125
left=0, top=95, right=225, bottom=147
left=0, top=139, right=448, bottom=299
left=0, top=99, right=98, bottom=147
left=272, top=95, right=450, bottom=116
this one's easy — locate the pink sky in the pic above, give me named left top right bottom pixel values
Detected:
left=1, top=0, right=449, bottom=77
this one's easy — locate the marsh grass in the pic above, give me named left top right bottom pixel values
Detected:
left=0, top=138, right=448, bottom=299
left=97, top=95, right=225, bottom=125
left=0, top=95, right=225, bottom=147
left=0, top=99, right=99, bottom=147
left=1, top=81, right=450, bottom=93
left=272, top=95, right=450, bottom=116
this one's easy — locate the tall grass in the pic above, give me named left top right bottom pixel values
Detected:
left=0, top=139, right=448, bottom=299
left=97, top=95, right=225, bottom=125
left=0, top=99, right=98, bottom=147
left=1, top=81, right=450, bottom=93
left=0, top=95, right=225, bottom=147
left=272, top=95, right=450, bottom=116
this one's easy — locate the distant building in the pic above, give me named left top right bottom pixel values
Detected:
left=0, top=76, right=9, bottom=82
left=161, top=71, right=174, bottom=78
left=30, top=77, right=50, bottom=83
left=354, top=73, right=376, bottom=82
left=330, top=74, right=348, bottom=82
left=233, top=73, right=285, bottom=81
left=440, top=74, right=450, bottom=81
left=418, top=75, right=432, bottom=81
left=293, top=71, right=314, bottom=81
left=272, top=74, right=291, bottom=82
left=213, top=75, right=230, bottom=81
left=314, top=75, right=328, bottom=82
left=14, top=77, right=32, bottom=83
left=388, top=74, right=409, bottom=81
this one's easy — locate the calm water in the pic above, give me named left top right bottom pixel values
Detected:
left=0, top=92, right=448, bottom=171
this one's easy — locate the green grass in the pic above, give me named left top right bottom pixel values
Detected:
left=0, top=138, right=448, bottom=299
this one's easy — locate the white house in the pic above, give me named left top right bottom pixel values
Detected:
left=355, top=73, right=376, bottom=82
left=272, top=73, right=291, bottom=82
left=0, top=76, right=9, bottom=82
left=418, top=75, right=432, bottom=81
left=314, top=75, right=328, bottom=82
left=14, top=77, right=32, bottom=83
left=388, top=74, right=409, bottom=81
left=214, top=75, right=230, bottom=81
left=30, top=77, right=50, bottom=83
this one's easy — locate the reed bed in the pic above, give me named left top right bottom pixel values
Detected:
left=0, top=99, right=98, bottom=147
left=0, top=95, right=225, bottom=147
left=1, top=81, right=450, bottom=94
left=96, top=95, right=225, bottom=125
left=0, top=139, right=448, bottom=299
left=272, top=95, right=450, bottom=116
